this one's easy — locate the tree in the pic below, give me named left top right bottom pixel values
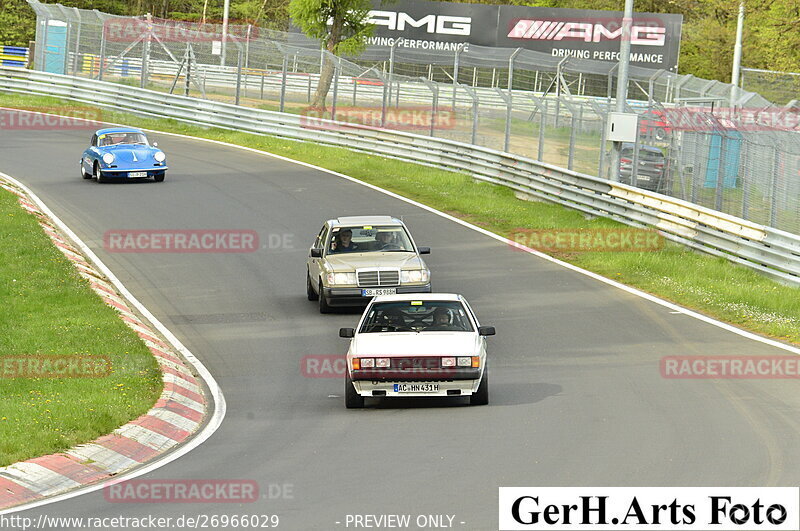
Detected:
left=288, top=0, right=374, bottom=110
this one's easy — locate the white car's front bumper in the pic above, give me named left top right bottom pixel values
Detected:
left=353, top=378, right=481, bottom=398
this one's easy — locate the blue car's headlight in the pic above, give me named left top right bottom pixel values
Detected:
left=154, top=151, right=166, bottom=162
left=102, top=153, right=114, bottom=165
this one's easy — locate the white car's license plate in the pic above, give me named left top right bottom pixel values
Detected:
left=362, top=288, right=396, bottom=296
left=128, top=171, right=147, bottom=178
left=393, top=383, right=439, bottom=393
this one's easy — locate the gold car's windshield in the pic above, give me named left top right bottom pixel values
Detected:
left=360, top=301, right=474, bottom=333
left=99, top=132, right=149, bottom=147
left=327, top=225, right=414, bottom=254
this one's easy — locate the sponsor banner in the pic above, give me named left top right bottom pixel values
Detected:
left=661, top=355, right=800, bottom=379
left=289, top=0, right=682, bottom=70
left=497, top=6, right=682, bottom=70
left=499, top=487, right=799, bottom=530
left=1, top=355, right=112, bottom=378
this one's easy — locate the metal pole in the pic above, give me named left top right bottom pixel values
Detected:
left=770, top=147, right=779, bottom=226
left=388, top=40, right=397, bottom=106
left=569, top=111, right=576, bottom=170
left=331, top=55, right=340, bottom=122
left=244, top=24, right=251, bottom=98
left=612, top=0, right=634, bottom=182
left=453, top=43, right=464, bottom=109
left=97, top=18, right=106, bottom=80
left=184, top=44, right=191, bottom=96
left=598, top=111, right=608, bottom=178
left=539, top=100, right=546, bottom=161
left=235, top=45, right=243, bottom=105
left=280, top=55, right=288, bottom=112
left=72, top=7, right=81, bottom=76
left=730, top=1, right=745, bottom=107
left=260, top=62, right=265, bottom=99
left=504, top=48, right=521, bottom=153
left=221, top=0, right=230, bottom=66
left=381, top=72, right=388, bottom=128
left=715, top=134, right=727, bottom=211
left=141, top=13, right=152, bottom=89
left=631, top=115, right=640, bottom=187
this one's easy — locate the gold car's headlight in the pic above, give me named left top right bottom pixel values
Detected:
left=326, top=272, right=357, bottom=285
left=400, top=269, right=430, bottom=283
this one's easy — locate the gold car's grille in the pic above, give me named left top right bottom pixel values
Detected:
left=357, top=269, right=400, bottom=287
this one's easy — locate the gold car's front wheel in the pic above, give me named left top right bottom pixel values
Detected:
left=318, top=280, right=331, bottom=314
left=306, top=271, right=318, bottom=301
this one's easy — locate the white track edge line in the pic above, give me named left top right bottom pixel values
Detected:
left=0, top=171, right=227, bottom=515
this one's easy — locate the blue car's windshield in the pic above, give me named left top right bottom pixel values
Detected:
left=99, top=133, right=149, bottom=147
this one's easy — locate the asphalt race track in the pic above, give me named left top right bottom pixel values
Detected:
left=3, top=115, right=800, bottom=530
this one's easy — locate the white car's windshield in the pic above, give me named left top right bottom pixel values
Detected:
left=360, top=301, right=474, bottom=333
left=99, top=132, right=149, bottom=146
left=327, top=225, right=414, bottom=254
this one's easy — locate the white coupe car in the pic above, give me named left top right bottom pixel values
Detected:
left=339, top=293, right=495, bottom=408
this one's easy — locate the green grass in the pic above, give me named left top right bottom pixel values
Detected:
left=2, top=92, right=800, bottom=347
left=0, top=187, right=162, bottom=466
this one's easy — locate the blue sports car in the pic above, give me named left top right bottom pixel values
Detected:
left=80, top=128, right=168, bottom=183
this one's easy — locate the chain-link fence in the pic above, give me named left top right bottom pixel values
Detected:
left=22, top=0, right=800, bottom=235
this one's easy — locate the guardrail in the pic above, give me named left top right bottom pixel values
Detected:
left=1, top=66, right=798, bottom=285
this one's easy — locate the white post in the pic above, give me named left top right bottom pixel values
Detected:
left=730, top=1, right=745, bottom=106
left=220, top=0, right=230, bottom=66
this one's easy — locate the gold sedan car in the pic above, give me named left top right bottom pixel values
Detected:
left=306, top=216, right=431, bottom=313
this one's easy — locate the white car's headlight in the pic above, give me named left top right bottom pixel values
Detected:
left=400, top=269, right=430, bottom=283
left=154, top=151, right=166, bottom=162
left=326, top=272, right=356, bottom=285
left=102, top=153, right=115, bottom=165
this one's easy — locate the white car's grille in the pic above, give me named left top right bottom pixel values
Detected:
left=357, top=269, right=399, bottom=287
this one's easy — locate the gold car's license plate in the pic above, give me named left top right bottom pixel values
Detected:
left=393, top=383, right=439, bottom=393
left=129, top=172, right=147, bottom=178
left=361, top=288, right=396, bottom=296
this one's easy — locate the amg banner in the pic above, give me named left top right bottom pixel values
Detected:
left=292, top=0, right=683, bottom=71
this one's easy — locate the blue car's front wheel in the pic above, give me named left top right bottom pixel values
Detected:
left=154, top=172, right=165, bottom=183
left=94, top=162, right=108, bottom=184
